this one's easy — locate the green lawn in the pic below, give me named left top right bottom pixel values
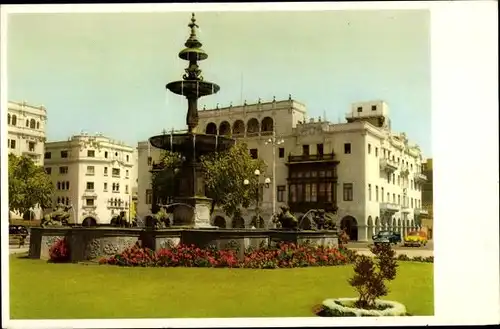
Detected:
left=9, top=254, right=434, bottom=319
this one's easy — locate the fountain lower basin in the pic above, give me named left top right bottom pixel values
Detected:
left=149, top=132, right=234, bottom=154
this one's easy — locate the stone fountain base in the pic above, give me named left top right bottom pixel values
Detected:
left=172, top=196, right=216, bottom=229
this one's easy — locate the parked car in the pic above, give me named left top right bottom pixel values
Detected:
left=9, top=225, right=29, bottom=237
left=372, top=230, right=402, bottom=245
left=404, top=230, right=428, bottom=247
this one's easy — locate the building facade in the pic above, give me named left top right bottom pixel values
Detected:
left=44, top=133, right=138, bottom=225
left=137, top=97, right=427, bottom=241
left=6, top=100, right=48, bottom=219
left=421, top=158, right=433, bottom=239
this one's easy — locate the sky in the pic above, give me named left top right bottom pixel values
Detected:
left=7, top=10, right=431, bottom=156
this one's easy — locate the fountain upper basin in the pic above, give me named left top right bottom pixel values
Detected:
left=149, top=133, right=235, bottom=153
left=166, top=80, right=220, bottom=97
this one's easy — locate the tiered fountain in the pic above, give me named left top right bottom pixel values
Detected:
left=149, top=13, right=235, bottom=228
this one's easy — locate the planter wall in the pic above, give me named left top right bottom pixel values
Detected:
left=322, top=298, right=407, bottom=317
left=29, top=227, right=338, bottom=262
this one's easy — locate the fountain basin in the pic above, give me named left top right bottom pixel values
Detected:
left=149, top=132, right=234, bottom=153
left=166, top=80, right=220, bottom=97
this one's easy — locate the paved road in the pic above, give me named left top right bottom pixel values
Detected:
left=350, top=248, right=433, bottom=258
left=347, top=240, right=433, bottom=251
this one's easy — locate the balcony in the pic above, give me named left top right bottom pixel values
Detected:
left=414, top=208, right=429, bottom=216
left=287, top=152, right=337, bottom=164
left=401, top=205, right=411, bottom=214
left=82, top=204, right=97, bottom=210
left=414, top=172, right=427, bottom=183
left=379, top=158, right=398, bottom=172
left=82, top=190, right=97, bottom=198
left=85, top=171, right=95, bottom=176
left=379, top=202, right=400, bottom=214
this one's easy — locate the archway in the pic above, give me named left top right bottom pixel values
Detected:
left=205, top=122, right=217, bottom=135
left=219, top=121, right=231, bottom=136
left=232, top=120, right=245, bottom=136
left=250, top=215, right=265, bottom=229
left=247, top=118, right=259, bottom=135
left=374, top=216, right=380, bottom=234
left=213, top=216, right=226, bottom=228
left=340, top=215, right=358, bottom=241
left=261, top=116, right=274, bottom=134
left=232, top=216, right=245, bottom=229
left=367, top=216, right=373, bottom=238
left=23, top=210, right=36, bottom=221
left=82, top=217, right=97, bottom=227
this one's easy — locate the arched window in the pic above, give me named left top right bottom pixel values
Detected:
left=30, top=119, right=36, bottom=129
left=219, top=121, right=231, bottom=136
left=26, top=119, right=29, bottom=127
left=36, top=121, right=40, bottom=129
left=205, top=122, right=217, bottom=135
left=247, top=118, right=259, bottom=134
left=12, top=115, right=17, bottom=126
left=261, top=116, right=274, bottom=133
left=232, top=120, right=245, bottom=136
left=7, top=114, right=10, bottom=125
left=57, top=182, right=61, bottom=190
left=66, top=181, right=70, bottom=189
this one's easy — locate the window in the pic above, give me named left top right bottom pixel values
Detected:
left=10, top=140, right=16, bottom=149
left=397, top=176, right=400, bottom=186
left=45, top=167, right=52, bottom=175
left=7, top=114, right=10, bottom=125
left=60, top=150, right=68, bottom=158
left=146, top=189, right=153, bottom=205
left=113, top=183, right=120, bottom=192
left=375, top=186, right=379, bottom=202
left=105, top=151, right=108, bottom=158
left=368, top=184, right=372, bottom=201
left=25, top=119, right=29, bottom=127
left=343, top=183, right=353, bottom=201
left=392, top=173, right=395, bottom=184
left=344, top=143, right=351, bottom=154
left=28, top=141, right=36, bottom=152
left=36, top=121, right=40, bottom=129
left=371, top=105, right=377, bottom=111
left=147, top=156, right=152, bottom=165
left=104, top=167, right=108, bottom=176
left=11, top=115, right=17, bottom=126
left=86, top=166, right=95, bottom=175
left=387, top=192, right=390, bottom=202
left=125, top=185, right=129, bottom=194
left=112, top=168, right=120, bottom=177
left=393, top=193, right=396, bottom=203
left=311, top=183, right=318, bottom=202
left=302, top=144, right=310, bottom=155
left=86, top=198, right=94, bottom=206
left=44, top=152, right=51, bottom=159
left=59, top=166, right=68, bottom=174
left=411, top=198, right=414, bottom=208
left=289, top=184, right=297, bottom=202
left=126, top=155, right=129, bottom=162
left=368, top=144, right=371, bottom=154
left=249, top=148, right=258, bottom=159
left=278, top=147, right=285, bottom=158
left=57, top=182, right=61, bottom=190
left=375, top=147, right=378, bottom=157
left=86, top=182, right=94, bottom=191
left=30, top=119, right=36, bottom=128
left=87, top=150, right=95, bottom=157
left=381, top=187, right=384, bottom=202
left=398, top=195, right=401, bottom=205
left=316, top=143, right=324, bottom=156
left=66, top=181, right=70, bottom=190
left=277, top=185, right=285, bottom=202
left=104, top=182, right=108, bottom=191
left=126, top=170, right=129, bottom=178
left=357, top=106, right=362, bottom=112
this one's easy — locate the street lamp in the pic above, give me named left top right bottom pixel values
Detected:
left=244, top=170, right=270, bottom=228
left=264, top=127, right=284, bottom=220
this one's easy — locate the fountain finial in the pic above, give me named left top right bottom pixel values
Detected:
left=184, top=12, right=202, bottom=49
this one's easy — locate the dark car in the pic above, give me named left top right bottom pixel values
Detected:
left=372, top=230, right=402, bottom=245
left=9, top=225, right=29, bottom=237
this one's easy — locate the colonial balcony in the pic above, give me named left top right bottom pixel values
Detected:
left=379, top=202, right=400, bottom=214
left=379, top=158, right=398, bottom=172
left=287, top=152, right=337, bottom=164
left=401, top=205, right=411, bottom=214
left=82, top=190, right=97, bottom=198
left=414, top=208, right=429, bottom=216
left=414, top=172, right=427, bottom=183
left=82, top=205, right=97, bottom=210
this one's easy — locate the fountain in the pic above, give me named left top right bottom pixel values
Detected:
left=148, top=13, right=235, bottom=228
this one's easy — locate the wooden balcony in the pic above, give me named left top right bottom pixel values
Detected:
left=287, top=152, right=337, bottom=164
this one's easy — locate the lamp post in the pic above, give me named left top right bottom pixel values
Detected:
left=264, top=128, right=284, bottom=220
left=244, top=169, right=271, bottom=228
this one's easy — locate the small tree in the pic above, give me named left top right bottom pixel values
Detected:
left=201, top=142, right=266, bottom=218
left=151, top=151, right=183, bottom=204
left=8, top=154, right=54, bottom=218
left=348, top=243, right=398, bottom=309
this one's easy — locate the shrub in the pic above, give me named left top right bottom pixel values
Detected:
left=396, top=254, right=410, bottom=261
left=338, top=230, right=350, bottom=248
left=348, top=243, right=398, bottom=309
left=49, top=238, right=71, bottom=263
left=100, top=242, right=354, bottom=269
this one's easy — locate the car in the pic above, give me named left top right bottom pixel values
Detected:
left=372, top=230, right=402, bottom=245
left=9, top=225, right=29, bottom=237
left=404, top=230, right=428, bottom=247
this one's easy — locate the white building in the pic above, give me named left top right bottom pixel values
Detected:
left=137, top=97, right=427, bottom=241
left=6, top=100, right=48, bottom=219
left=44, top=133, right=138, bottom=225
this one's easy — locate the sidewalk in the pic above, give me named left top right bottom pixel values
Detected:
left=9, top=247, right=29, bottom=255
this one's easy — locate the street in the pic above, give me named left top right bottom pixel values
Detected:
left=347, top=240, right=434, bottom=258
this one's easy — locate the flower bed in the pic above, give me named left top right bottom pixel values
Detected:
left=49, top=237, right=70, bottom=263
left=98, top=242, right=353, bottom=269
left=321, top=297, right=407, bottom=317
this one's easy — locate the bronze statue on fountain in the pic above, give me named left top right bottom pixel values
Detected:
left=40, top=203, right=72, bottom=228
left=149, top=13, right=234, bottom=228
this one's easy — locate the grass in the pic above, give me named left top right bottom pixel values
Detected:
left=9, top=254, right=434, bottom=319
